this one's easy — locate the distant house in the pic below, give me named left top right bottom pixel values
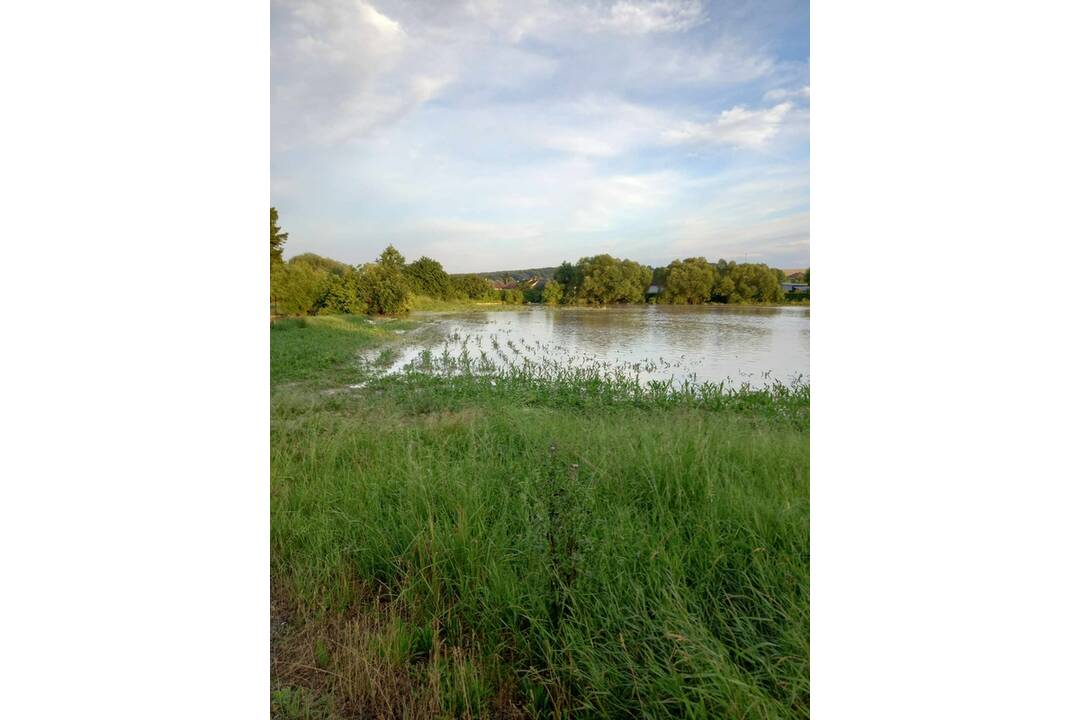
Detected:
left=646, top=284, right=662, bottom=297
left=781, top=282, right=810, bottom=293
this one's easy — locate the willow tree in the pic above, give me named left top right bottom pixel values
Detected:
left=660, top=257, right=717, bottom=304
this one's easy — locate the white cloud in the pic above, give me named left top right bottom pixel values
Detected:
left=491, top=0, right=708, bottom=40
left=605, top=1, right=708, bottom=34
left=569, top=171, right=681, bottom=231
left=764, top=85, right=810, bottom=102
left=272, top=0, right=449, bottom=147
left=664, top=102, right=794, bottom=149
left=531, top=97, right=671, bottom=158
left=271, top=0, right=810, bottom=270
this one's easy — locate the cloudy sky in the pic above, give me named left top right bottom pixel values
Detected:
left=271, top=0, right=809, bottom=273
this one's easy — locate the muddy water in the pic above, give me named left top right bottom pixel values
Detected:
left=394, top=305, right=809, bottom=389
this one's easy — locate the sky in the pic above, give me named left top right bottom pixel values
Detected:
left=271, top=0, right=809, bottom=273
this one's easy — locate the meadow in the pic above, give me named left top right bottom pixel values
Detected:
left=271, top=315, right=809, bottom=719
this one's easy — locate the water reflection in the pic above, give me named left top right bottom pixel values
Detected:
left=408, top=305, right=809, bottom=388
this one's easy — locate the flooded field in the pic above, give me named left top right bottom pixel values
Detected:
left=385, top=305, right=809, bottom=389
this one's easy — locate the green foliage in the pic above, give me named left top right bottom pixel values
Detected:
left=500, top=288, right=525, bottom=304
left=271, top=260, right=332, bottom=316
left=266, top=208, right=805, bottom=311
left=553, top=261, right=583, bottom=302
left=577, top=254, right=652, bottom=304
left=269, top=315, right=412, bottom=384
left=651, top=265, right=668, bottom=287
left=522, top=286, right=543, bottom=303
left=542, top=280, right=563, bottom=305
left=357, top=246, right=412, bottom=315
left=271, top=321, right=810, bottom=718
left=450, top=274, right=499, bottom=301
left=660, top=257, right=717, bottom=304
left=270, top=686, right=328, bottom=720
left=377, top=245, right=406, bottom=270
left=316, top=271, right=366, bottom=315
left=714, top=262, right=785, bottom=303
left=270, top=207, right=287, bottom=265
left=290, top=252, right=351, bottom=277
left=404, top=256, right=452, bottom=299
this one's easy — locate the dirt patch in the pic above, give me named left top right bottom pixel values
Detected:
left=416, top=407, right=484, bottom=429
left=271, top=586, right=526, bottom=719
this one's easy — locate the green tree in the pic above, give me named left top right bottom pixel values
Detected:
left=553, top=261, right=583, bottom=302
left=651, top=265, right=668, bottom=288
left=405, top=256, right=452, bottom=298
left=451, top=274, right=498, bottom=301
left=660, top=257, right=717, bottom=304
left=712, top=259, right=733, bottom=301
left=271, top=260, right=331, bottom=315
left=270, top=207, right=287, bottom=265
left=714, top=262, right=784, bottom=303
left=316, top=271, right=365, bottom=315
left=500, top=288, right=525, bottom=304
left=356, top=246, right=412, bottom=315
left=378, top=245, right=406, bottom=270
left=577, top=255, right=652, bottom=304
left=289, top=252, right=351, bottom=277
left=542, top=280, right=563, bottom=305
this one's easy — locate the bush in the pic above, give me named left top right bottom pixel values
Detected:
left=357, top=263, right=411, bottom=315
left=542, top=280, right=563, bottom=305
left=316, top=272, right=366, bottom=315
left=576, top=254, right=652, bottom=304
left=271, top=260, right=332, bottom=316
left=451, top=274, right=499, bottom=301
left=714, top=262, right=784, bottom=303
left=500, top=288, right=525, bottom=304
left=405, top=256, right=452, bottom=299
left=660, top=257, right=716, bottom=304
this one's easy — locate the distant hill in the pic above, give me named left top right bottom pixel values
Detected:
left=462, top=264, right=808, bottom=285
left=454, top=266, right=560, bottom=283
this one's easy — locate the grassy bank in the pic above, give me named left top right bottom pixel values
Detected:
left=271, top=315, right=809, bottom=719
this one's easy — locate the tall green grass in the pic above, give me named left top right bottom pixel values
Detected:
left=271, top=315, right=809, bottom=719
left=270, top=315, right=415, bottom=385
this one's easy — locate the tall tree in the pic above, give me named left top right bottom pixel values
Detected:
left=289, top=252, right=350, bottom=276
left=378, top=245, right=406, bottom=269
left=577, top=254, right=652, bottom=304
left=270, top=207, right=287, bottom=265
left=452, top=274, right=498, bottom=300
left=542, top=280, right=563, bottom=305
left=405, top=256, right=452, bottom=298
left=357, top=245, right=412, bottom=315
left=714, top=263, right=784, bottom=303
left=660, top=258, right=717, bottom=304
left=553, top=261, right=583, bottom=302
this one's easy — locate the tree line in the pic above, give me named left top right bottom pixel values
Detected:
left=270, top=208, right=807, bottom=316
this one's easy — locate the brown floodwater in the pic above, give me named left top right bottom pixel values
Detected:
left=399, top=304, right=809, bottom=389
